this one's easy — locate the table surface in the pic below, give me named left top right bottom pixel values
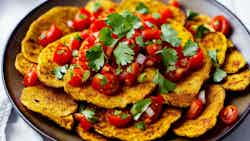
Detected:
left=0, top=0, right=249, bottom=141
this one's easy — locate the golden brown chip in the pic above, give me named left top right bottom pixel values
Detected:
left=223, top=50, right=246, bottom=74
left=37, top=32, right=80, bottom=88
left=118, top=0, right=186, bottom=25
left=200, top=32, right=227, bottom=66
left=173, top=85, right=225, bottom=138
left=77, top=126, right=108, bottom=141
left=227, top=39, right=235, bottom=48
left=15, top=53, right=36, bottom=75
left=64, top=68, right=156, bottom=109
left=162, top=46, right=212, bottom=107
left=21, top=6, right=79, bottom=63
left=222, top=70, right=250, bottom=91
left=94, top=108, right=181, bottom=141
left=85, top=0, right=117, bottom=13
left=20, top=85, right=78, bottom=130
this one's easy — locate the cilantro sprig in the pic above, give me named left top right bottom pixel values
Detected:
left=186, top=9, right=199, bottom=20
left=158, top=48, right=178, bottom=72
left=130, top=98, right=152, bottom=120
left=195, top=25, right=210, bottom=39
left=183, top=40, right=198, bottom=57
left=136, top=2, right=149, bottom=14
left=53, top=65, right=69, bottom=80
left=161, top=24, right=181, bottom=47
left=153, top=70, right=176, bottom=93
left=99, top=27, right=116, bottom=46
left=86, top=44, right=105, bottom=71
left=113, top=42, right=135, bottom=66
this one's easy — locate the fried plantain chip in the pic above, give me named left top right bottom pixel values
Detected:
left=200, top=32, right=227, bottom=66
left=223, top=50, right=246, bottom=74
left=85, top=0, right=117, bottom=13
left=77, top=126, right=108, bottom=141
left=21, top=6, right=79, bottom=63
left=64, top=68, right=156, bottom=109
left=173, top=85, right=225, bottom=138
left=222, top=70, right=250, bottom=91
left=162, top=46, right=212, bottom=107
left=118, top=0, right=186, bottom=25
left=20, top=85, right=78, bottom=130
left=15, top=53, right=36, bottom=75
left=94, top=108, right=181, bottom=141
left=37, top=32, right=80, bottom=88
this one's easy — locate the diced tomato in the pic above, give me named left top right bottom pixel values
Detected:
left=145, top=55, right=161, bottom=67
left=176, top=58, right=190, bottom=68
left=165, top=67, right=188, bottom=82
left=186, top=99, right=204, bottom=119
left=71, top=57, right=89, bottom=70
left=142, top=29, right=161, bottom=40
left=90, top=20, right=107, bottom=32
left=211, top=15, right=231, bottom=36
left=121, top=62, right=141, bottom=86
left=86, top=34, right=96, bottom=47
left=106, top=110, right=132, bottom=128
left=142, top=95, right=164, bottom=124
left=220, top=105, right=239, bottom=124
left=38, top=24, right=63, bottom=46
left=73, top=8, right=92, bottom=31
left=80, top=116, right=92, bottom=131
left=93, top=7, right=104, bottom=18
left=103, top=45, right=114, bottom=57
left=189, top=48, right=204, bottom=70
left=159, top=8, right=173, bottom=24
left=69, top=38, right=81, bottom=50
left=74, top=113, right=85, bottom=122
left=53, top=44, right=72, bottom=65
left=169, top=0, right=181, bottom=8
left=68, top=67, right=88, bottom=87
left=101, top=64, right=115, bottom=74
left=142, top=15, right=158, bottom=26
left=80, top=30, right=89, bottom=39
left=23, top=65, right=38, bottom=87
left=112, top=33, right=118, bottom=39
left=91, top=73, right=119, bottom=95
left=146, top=44, right=162, bottom=55
left=175, top=46, right=184, bottom=59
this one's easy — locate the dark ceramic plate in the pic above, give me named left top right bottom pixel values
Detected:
left=2, top=0, right=250, bottom=141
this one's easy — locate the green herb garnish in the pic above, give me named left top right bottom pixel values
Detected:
left=86, top=44, right=105, bottom=71
left=195, top=25, right=210, bottom=38
left=135, top=36, right=145, bottom=47
left=135, top=121, right=146, bottom=130
left=82, top=70, right=90, bottom=82
left=183, top=40, right=198, bottom=57
left=52, top=64, right=69, bottom=80
left=186, top=9, right=199, bottom=20
left=161, top=24, right=181, bottom=47
left=113, top=42, right=135, bottom=66
left=81, top=109, right=98, bottom=123
left=131, top=98, right=152, bottom=120
left=213, top=68, right=227, bottom=83
left=153, top=70, right=176, bottom=93
left=96, top=74, right=108, bottom=86
left=136, top=2, right=149, bottom=14
left=137, top=73, right=147, bottom=83
left=158, top=48, right=178, bottom=72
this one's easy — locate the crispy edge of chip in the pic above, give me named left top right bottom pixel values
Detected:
left=37, top=32, right=80, bottom=88
left=173, top=85, right=226, bottom=138
left=15, top=53, right=36, bottom=75
left=85, top=0, right=117, bottom=13
left=223, top=50, right=246, bottom=74
left=94, top=108, right=181, bottom=141
left=162, top=46, right=212, bottom=107
left=200, top=32, right=227, bottom=66
left=222, top=70, right=250, bottom=91
left=20, top=85, right=78, bottom=130
left=64, top=68, right=156, bottom=109
left=77, top=125, right=108, bottom=141
left=21, top=6, right=79, bottom=63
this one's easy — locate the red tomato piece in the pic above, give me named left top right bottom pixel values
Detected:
left=23, top=65, right=38, bottom=87
left=71, top=57, right=89, bottom=69
left=159, top=8, right=173, bottom=24
left=91, top=73, right=119, bottom=95
left=186, top=99, right=204, bottom=119
left=211, top=15, right=231, bottom=36
left=142, top=29, right=161, bottom=40
left=169, top=0, right=181, bottom=8
left=101, top=64, right=115, bottom=74
left=38, top=24, right=63, bottom=46
left=106, top=110, right=132, bottom=128
left=189, top=48, right=204, bottom=70
left=80, top=116, right=92, bottom=131
left=142, top=95, right=164, bottom=124
left=68, top=67, right=88, bottom=87
left=86, top=34, right=96, bottom=47
left=145, top=55, right=161, bottom=67
left=90, top=20, right=107, bottom=32
left=165, top=67, right=188, bottom=82
left=220, top=105, right=239, bottom=125
left=93, top=7, right=104, bottom=18
left=53, top=44, right=72, bottom=65
left=121, top=62, right=141, bottom=86
left=73, top=8, right=92, bottom=31
left=69, top=38, right=81, bottom=50
left=143, top=15, right=158, bottom=26
left=146, top=44, right=162, bottom=55
left=80, top=30, right=89, bottom=39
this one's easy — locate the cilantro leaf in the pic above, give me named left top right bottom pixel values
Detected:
left=52, top=65, right=69, bottom=80
left=136, top=2, right=149, bottom=14
left=91, top=2, right=101, bottom=12
left=208, top=50, right=218, bottom=65
left=152, top=12, right=161, bottom=19
left=195, top=25, right=210, bottom=39
left=213, top=68, right=227, bottom=83
left=135, top=121, right=146, bottom=130
left=114, top=42, right=135, bottom=66
left=81, top=109, right=98, bottom=123
left=137, top=72, right=147, bottom=83
left=183, top=40, right=198, bottom=57
left=159, top=48, right=178, bottom=72
left=127, top=28, right=135, bottom=39
left=186, top=9, right=199, bottom=20
left=161, top=24, right=181, bottom=47
left=153, top=70, right=176, bottom=93
left=131, top=98, right=152, bottom=120
left=86, top=44, right=105, bottom=71
left=82, top=70, right=90, bottom=82
left=99, top=27, right=115, bottom=46
left=136, top=36, right=145, bottom=47
left=96, top=74, right=108, bottom=86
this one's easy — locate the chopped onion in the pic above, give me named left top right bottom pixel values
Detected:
left=145, top=107, right=155, bottom=117
left=136, top=54, right=147, bottom=65
left=67, top=20, right=73, bottom=28
left=198, top=90, right=206, bottom=104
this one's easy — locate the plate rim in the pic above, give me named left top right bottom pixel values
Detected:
left=1, top=0, right=249, bottom=141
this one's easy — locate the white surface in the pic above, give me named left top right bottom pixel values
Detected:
left=0, top=0, right=249, bottom=141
